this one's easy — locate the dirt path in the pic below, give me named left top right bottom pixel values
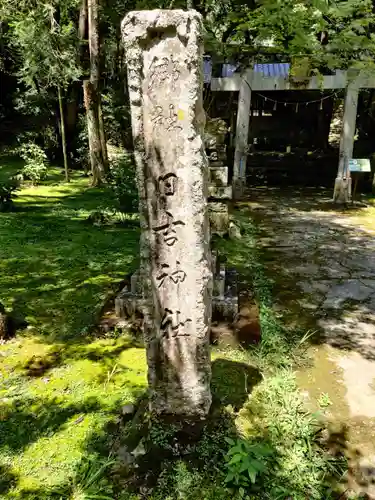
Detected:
left=246, top=188, right=375, bottom=497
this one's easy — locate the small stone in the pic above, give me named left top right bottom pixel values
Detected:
left=228, top=222, right=241, bottom=239
left=117, top=446, right=135, bottom=466
left=73, top=415, right=84, bottom=425
left=121, top=404, right=135, bottom=418
left=131, top=442, right=146, bottom=458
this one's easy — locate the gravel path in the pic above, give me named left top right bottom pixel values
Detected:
left=247, top=188, right=375, bottom=497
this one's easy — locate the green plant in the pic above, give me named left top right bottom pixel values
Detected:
left=216, top=210, right=348, bottom=499
left=19, top=142, right=48, bottom=185
left=148, top=421, right=181, bottom=451
left=0, top=179, right=19, bottom=211
left=318, top=392, right=332, bottom=408
left=108, top=151, right=138, bottom=214
left=60, top=457, right=115, bottom=500
left=224, top=438, right=271, bottom=488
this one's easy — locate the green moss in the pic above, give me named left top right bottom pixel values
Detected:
left=0, top=334, right=148, bottom=498
left=0, top=159, right=138, bottom=342
left=0, top=162, right=352, bottom=499
left=0, top=159, right=144, bottom=498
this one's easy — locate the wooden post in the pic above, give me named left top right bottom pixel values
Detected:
left=233, top=69, right=252, bottom=199
left=333, top=81, right=360, bottom=203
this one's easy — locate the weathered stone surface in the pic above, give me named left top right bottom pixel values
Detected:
left=115, top=289, right=147, bottom=322
left=204, top=117, right=227, bottom=149
left=208, top=185, right=232, bottom=200
left=322, top=280, right=375, bottom=310
left=208, top=202, right=229, bottom=234
left=122, top=10, right=212, bottom=417
left=209, top=166, right=228, bottom=186
left=212, top=297, right=238, bottom=321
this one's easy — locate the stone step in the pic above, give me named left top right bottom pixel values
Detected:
left=115, top=261, right=239, bottom=323
left=208, top=185, right=232, bottom=200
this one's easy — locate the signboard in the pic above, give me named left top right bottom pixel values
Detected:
left=349, top=159, right=371, bottom=173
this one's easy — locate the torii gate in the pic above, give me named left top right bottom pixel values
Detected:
left=211, top=69, right=374, bottom=202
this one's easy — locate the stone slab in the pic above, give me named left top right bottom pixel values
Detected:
left=322, top=279, right=375, bottom=310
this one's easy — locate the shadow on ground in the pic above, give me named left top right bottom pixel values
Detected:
left=237, top=187, right=375, bottom=498
left=0, top=184, right=139, bottom=345
left=242, top=187, right=375, bottom=362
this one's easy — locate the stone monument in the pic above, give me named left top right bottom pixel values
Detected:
left=122, top=10, right=212, bottom=418
left=204, top=117, right=232, bottom=235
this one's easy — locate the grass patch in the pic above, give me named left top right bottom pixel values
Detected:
left=0, top=158, right=351, bottom=499
left=0, top=156, right=142, bottom=498
left=1, top=337, right=147, bottom=496
left=0, top=156, right=139, bottom=342
left=120, top=208, right=350, bottom=500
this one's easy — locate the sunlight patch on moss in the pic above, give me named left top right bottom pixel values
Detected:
left=1, top=335, right=148, bottom=497
left=12, top=412, right=103, bottom=492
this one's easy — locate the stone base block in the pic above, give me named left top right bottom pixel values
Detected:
left=212, top=263, right=238, bottom=321
left=115, top=271, right=146, bottom=320
left=207, top=152, right=226, bottom=162
left=212, top=297, right=238, bottom=322
left=209, top=166, right=228, bottom=186
left=208, top=185, right=232, bottom=200
left=232, top=179, right=245, bottom=200
left=333, top=177, right=352, bottom=203
left=115, top=290, right=146, bottom=319
left=209, top=202, right=229, bottom=235
left=116, top=260, right=239, bottom=325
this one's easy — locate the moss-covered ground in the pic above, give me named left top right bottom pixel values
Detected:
left=0, top=159, right=354, bottom=499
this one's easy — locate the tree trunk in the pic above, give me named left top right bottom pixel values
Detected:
left=83, top=80, right=105, bottom=186
left=98, top=97, right=109, bottom=173
left=85, top=0, right=106, bottom=186
left=79, top=0, right=87, bottom=42
left=57, top=85, right=69, bottom=182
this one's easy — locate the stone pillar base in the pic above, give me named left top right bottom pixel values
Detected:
left=233, top=179, right=245, bottom=200
left=333, top=177, right=352, bottom=204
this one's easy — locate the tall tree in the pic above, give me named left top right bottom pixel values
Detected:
left=1, top=0, right=81, bottom=178
left=83, top=0, right=108, bottom=186
left=200, top=0, right=375, bottom=73
left=57, top=84, right=69, bottom=181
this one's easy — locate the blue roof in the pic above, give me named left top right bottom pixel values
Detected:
left=253, top=63, right=290, bottom=77
left=203, top=59, right=291, bottom=83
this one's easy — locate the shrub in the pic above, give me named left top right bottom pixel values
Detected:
left=108, top=151, right=138, bottom=214
left=19, top=142, right=48, bottom=185
left=224, top=439, right=271, bottom=489
left=0, top=179, right=19, bottom=212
